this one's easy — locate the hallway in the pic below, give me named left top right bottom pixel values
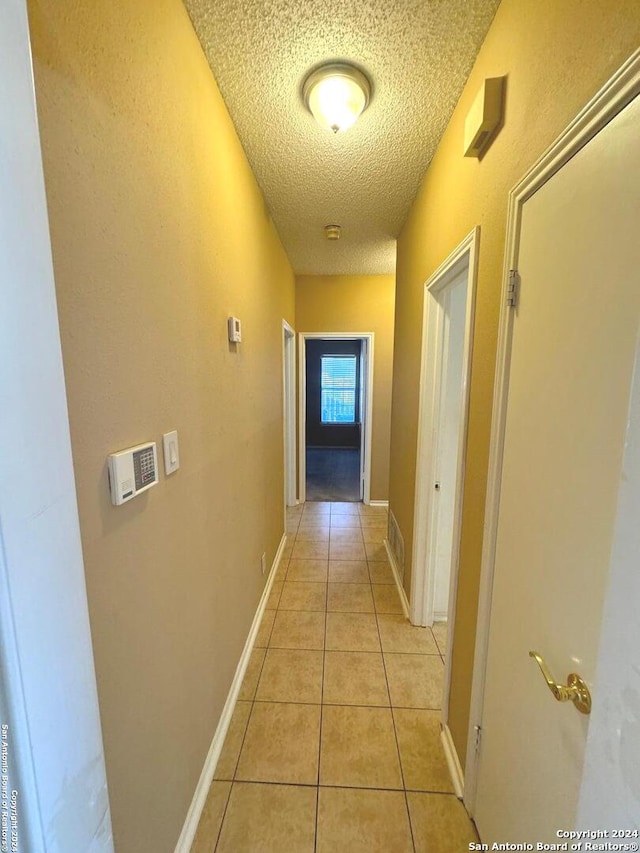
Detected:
left=191, top=502, right=478, bottom=851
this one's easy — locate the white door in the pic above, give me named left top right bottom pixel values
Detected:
left=411, top=229, right=478, bottom=632
left=474, top=92, right=640, bottom=841
left=0, top=1, right=113, bottom=849
left=431, top=272, right=467, bottom=619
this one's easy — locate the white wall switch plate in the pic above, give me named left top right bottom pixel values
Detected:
left=162, top=430, right=180, bottom=475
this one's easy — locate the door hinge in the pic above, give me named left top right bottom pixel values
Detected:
left=474, top=724, right=482, bottom=754
left=507, top=269, right=520, bottom=308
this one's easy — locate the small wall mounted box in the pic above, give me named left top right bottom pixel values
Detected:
left=228, top=316, right=242, bottom=343
left=464, top=76, right=505, bottom=158
left=108, top=442, right=159, bottom=506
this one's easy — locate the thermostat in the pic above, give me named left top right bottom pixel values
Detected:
left=108, top=442, right=159, bottom=505
left=228, top=316, right=242, bottom=343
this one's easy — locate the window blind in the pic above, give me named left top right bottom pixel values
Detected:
left=321, top=355, right=357, bottom=423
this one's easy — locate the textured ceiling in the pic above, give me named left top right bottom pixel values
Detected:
left=183, top=0, right=501, bottom=274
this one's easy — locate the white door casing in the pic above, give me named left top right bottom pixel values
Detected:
left=282, top=321, right=296, bottom=508
left=410, top=229, right=478, bottom=788
left=468, top=52, right=640, bottom=840
left=359, top=339, right=369, bottom=501
left=411, top=230, right=478, bottom=626
left=298, top=333, right=374, bottom=504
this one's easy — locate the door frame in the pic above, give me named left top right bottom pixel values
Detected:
left=298, top=332, right=374, bottom=504
left=465, top=48, right=640, bottom=814
left=411, top=227, right=479, bottom=630
left=0, top=1, right=113, bottom=847
left=282, top=321, right=297, bottom=509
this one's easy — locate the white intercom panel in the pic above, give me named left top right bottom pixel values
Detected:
left=228, top=316, right=242, bottom=343
left=108, top=442, right=159, bottom=505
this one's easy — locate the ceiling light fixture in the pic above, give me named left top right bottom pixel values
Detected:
left=303, top=62, right=371, bottom=133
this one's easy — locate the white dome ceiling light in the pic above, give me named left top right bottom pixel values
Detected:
left=303, top=62, right=371, bottom=134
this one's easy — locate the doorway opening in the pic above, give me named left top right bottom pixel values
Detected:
left=298, top=333, right=374, bottom=503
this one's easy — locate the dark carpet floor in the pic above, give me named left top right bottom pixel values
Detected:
left=306, top=447, right=361, bottom=502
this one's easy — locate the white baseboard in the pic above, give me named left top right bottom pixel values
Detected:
left=367, top=500, right=389, bottom=508
left=174, top=533, right=288, bottom=852
left=383, top=538, right=410, bottom=620
left=441, top=723, right=465, bottom=800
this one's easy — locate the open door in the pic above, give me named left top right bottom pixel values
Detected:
left=470, top=66, right=640, bottom=839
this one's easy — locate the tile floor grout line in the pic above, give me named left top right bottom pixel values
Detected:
left=211, top=777, right=234, bottom=853
left=315, top=512, right=329, bottom=853
left=209, top=505, right=465, bottom=850
left=247, top=698, right=442, bottom=711
left=314, top=781, right=320, bottom=853
left=316, top=781, right=437, bottom=793
left=209, top=776, right=462, bottom=795
left=380, top=649, right=443, bottom=658
left=214, top=632, right=274, bottom=849
left=223, top=700, right=254, bottom=785
left=261, top=607, right=278, bottom=650
left=405, top=791, right=418, bottom=853
left=216, top=502, right=436, bottom=850
left=229, top=670, right=265, bottom=784
left=228, top=558, right=288, bottom=791
left=215, top=779, right=318, bottom=789
left=375, top=606, right=419, bottom=853
left=221, top=507, right=393, bottom=845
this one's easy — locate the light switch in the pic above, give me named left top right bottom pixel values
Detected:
left=162, top=430, right=180, bottom=475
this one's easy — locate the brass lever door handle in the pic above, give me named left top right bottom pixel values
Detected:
left=529, top=651, right=592, bottom=715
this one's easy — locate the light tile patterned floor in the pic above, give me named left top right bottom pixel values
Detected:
left=191, top=501, right=478, bottom=852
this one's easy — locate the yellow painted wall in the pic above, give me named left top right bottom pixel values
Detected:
left=388, top=0, right=640, bottom=768
left=296, top=275, right=396, bottom=501
left=27, top=1, right=294, bottom=850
